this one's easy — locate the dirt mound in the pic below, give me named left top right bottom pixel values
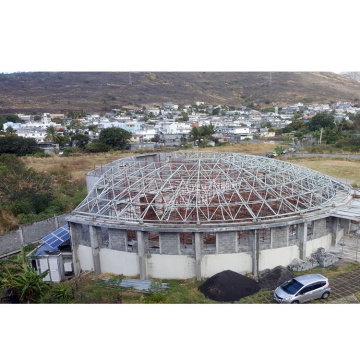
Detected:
left=198, top=270, right=260, bottom=302
left=258, top=266, right=294, bottom=291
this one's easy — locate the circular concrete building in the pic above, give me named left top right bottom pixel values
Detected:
left=67, top=151, right=354, bottom=280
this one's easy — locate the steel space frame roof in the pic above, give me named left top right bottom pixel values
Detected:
left=72, top=151, right=352, bottom=226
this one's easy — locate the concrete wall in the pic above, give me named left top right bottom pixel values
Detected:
left=99, top=248, right=139, bottom=276
left=259, top=245, right=299, bottom=271
left=160, top=232, right=180, bottom=255
left=69, top=215, right=347, bottom=279
left=108, top=228, right=127, bottom=251
left=306, top=234, right=332, bottom=257
left=147, top=254, right=195, bottom=279
left=0, top=214, right=68, bottom=258
left=271, top=226, right=289, bottom=248
left=201, top=253, right=253, bottom=278
left=217, top=231, right=237, bottom=254
left=313, top=218, right=327, bottom=238
left=0, top=230, right=23, bottom=257
left=77, top=245, right=94, bottom=272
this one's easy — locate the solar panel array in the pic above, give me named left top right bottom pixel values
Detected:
left=41, top=225, right=70, bottom=250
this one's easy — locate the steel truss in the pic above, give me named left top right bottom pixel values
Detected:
left=73, top=151, right=352, bottom=225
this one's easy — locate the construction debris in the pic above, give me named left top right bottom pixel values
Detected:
left=102, top=277, right=168, bottom=293
left=258, top=266, right=294, bottom=291
left=288, top=247, right=338, bottom=272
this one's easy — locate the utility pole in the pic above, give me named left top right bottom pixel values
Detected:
left=319, top=127, right=323, bottom=144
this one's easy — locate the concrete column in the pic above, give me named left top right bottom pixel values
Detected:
left=69, top=222, right=80, bottom=276
left=18, top=228, right=24, bottom=246
left=194, top=232, right=202, bottom=281
left=137, top=231, right=147, bottom=280
left=331, top=217, right=339, bottom=246
left=340, top=218, right=351, bottom=235
left=249, top=230, right=258, bottom=276
left=89, top=225, right=101, bottom=275
left=297, top=222, right=307, bottom=260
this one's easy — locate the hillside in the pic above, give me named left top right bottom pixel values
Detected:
left=1, top=71, right=360, bottom=113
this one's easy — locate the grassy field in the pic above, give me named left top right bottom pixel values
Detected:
left=22, top=143, right=360, bottom=185
left=23, top=150, right=139, bottom=182
left=287, top=157, right=360, bottom=186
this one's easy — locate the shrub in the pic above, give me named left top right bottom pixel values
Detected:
left=84, top=141, right=111, bottom=153
left=142, top=292, right=167, bottom=304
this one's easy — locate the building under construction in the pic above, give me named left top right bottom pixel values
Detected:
left=66, top=151, right=358, bottom=280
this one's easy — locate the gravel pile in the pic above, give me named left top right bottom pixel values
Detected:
left=198, top=270, right=260, bottom=302
left=258, top=266, right=294, bottom=291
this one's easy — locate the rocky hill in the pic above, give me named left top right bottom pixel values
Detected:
left=1, top=71, right=360, bottom=113
left=341, top=72, right=360, bottom=83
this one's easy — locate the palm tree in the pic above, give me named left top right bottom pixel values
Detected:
left=45, top=125, right=60, bottom=143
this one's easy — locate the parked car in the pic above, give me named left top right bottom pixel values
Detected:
left=265, top=153, right=274, bottom=158
left=274, top=274, right=331, bottom=304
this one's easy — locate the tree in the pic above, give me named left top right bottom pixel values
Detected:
left=275, top=146, right=285, bottom=155
left=68, top=119, right=85, bottom=133
left=200, top=124, right=215, bottom=139
left=85, top=140, right=111, bottom=153
left=188, top=124, right=215, bottom=145
left=0, top=114, right=21, bottom=131
left=0, top=135, right=40, bottom=156
left=261, top=121, right=272, bottom=128
left=308, top=113, right=335, bottom=132
left=5, top=126, right=16, bottom=135
left=188, top=126, right=200, bottom=144
left=45, top=126, right=60, bottom=143
left=98, top=127, right=132, bottom=150
left=177, top=111, right=189, bottom=122
left=71, top=134, right=90, bottom=149
left=88, top=125, right=98, bottom=132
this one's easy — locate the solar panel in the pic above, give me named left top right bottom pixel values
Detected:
left=41, top=224, right=70, bottom=250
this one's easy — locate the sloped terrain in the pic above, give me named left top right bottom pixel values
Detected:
left=1, top=71, right=360, bottom=113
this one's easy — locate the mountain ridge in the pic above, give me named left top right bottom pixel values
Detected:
left=1, top=71, right=360, bottom=113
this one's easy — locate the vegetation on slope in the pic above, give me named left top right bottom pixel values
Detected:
left=1, top=72, right=360, bottom=113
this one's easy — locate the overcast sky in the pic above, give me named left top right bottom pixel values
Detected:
left=1, top=1, right=359, bottom=73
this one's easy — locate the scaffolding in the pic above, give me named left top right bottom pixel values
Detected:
left=73, top=151, right=352, bottom=225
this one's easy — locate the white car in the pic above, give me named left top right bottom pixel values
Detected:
left=274, top=274, right=331, bottom=304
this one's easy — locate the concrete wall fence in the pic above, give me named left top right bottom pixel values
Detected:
left=0, top=214, right=68, bottom=258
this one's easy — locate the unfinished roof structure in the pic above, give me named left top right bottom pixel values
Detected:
left=73, top=151, right=351, bottom=225
left=67, top=151, right=354, bottom=281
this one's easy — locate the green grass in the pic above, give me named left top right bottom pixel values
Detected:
left=67, top=261, right=360, bottom=304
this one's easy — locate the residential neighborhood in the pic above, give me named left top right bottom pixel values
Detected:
left=1, top=100, right=359, bottom=153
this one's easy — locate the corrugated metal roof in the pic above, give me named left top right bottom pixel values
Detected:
left=334, top=199, right=360, bottom=219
